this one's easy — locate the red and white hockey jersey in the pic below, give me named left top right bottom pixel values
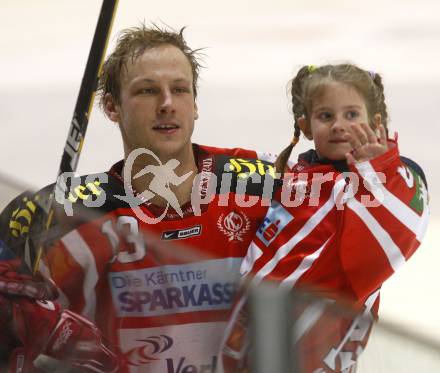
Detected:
left=220, top=142, right=429, bottom=372
left=0, top=144, right=276, bottom=373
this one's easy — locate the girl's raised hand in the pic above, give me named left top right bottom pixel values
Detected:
left=344, top=116, right=388, bottom=164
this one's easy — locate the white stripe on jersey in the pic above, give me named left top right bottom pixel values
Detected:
left=240, top=241, right=263, bottom=277
left=252, top=179, right=346, bottom=285
left=323, top=289, right=380, bottom=371
left=355, top=161, right=428, bottom=240
left=61, top=230, right=98, bottom=321
left=292, top=297, right=335, bottom=343
left=347, top=198, right=406, bottom=272
left=281, top=237, right=331, bottom=288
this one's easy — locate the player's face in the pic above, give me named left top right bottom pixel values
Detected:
left=306, top=82, right=370, bottom=160
left=110, top=44, right=198, bottom=162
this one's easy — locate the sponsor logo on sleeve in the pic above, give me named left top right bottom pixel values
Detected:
left=52, top=321, right=73, bottom=352
left=397, top=166, right=428, bottom=214
left=410, top=169, right=428, bottom=214
left=9, top=197, right=37, bottom=238
left=67, top=180, right=103, bottom=203
left=161, top=225, right=202, bottom=240
left=256, top=200, right=293, bottom=246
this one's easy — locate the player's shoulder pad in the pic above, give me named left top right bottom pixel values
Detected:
left=0, top=185, right=52, bottom=241
left=0, top=183, right=57, bottom=255
left=211, top=154, right=280, bottom=198
left=400, top=156, right=428, bottom=190
left=0, top=172, right=128, bottom=254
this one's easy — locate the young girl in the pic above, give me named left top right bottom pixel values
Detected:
left=219, top=64, right=429, bottom=372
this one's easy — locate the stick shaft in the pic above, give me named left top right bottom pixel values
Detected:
left=31, top=0, right=119, bottom=273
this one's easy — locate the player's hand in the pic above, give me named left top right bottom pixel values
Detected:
left=344, top=115, right=388, bottom=164
left=0, top=239, right=58, bottom=300
left=0, top=257, right=58, bottom=300
left=2, top=294, right=123, bottom=373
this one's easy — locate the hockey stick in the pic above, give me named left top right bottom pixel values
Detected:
left=29, top=0, right=119, bottom=274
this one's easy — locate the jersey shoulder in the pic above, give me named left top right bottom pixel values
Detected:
left=196, top=144, right=257, bottom=158
left=205, top=151, right=278, bottom=199
left=0, top=169, right=127, bottom=255
left=400, top=156, right=428, bottom=189
left=196, top=143, right=278, bottom=164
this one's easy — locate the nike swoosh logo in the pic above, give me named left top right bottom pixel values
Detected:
left=162, top=232, right=175, bottom=239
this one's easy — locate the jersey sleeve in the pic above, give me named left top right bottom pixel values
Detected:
left=240, top=143, right=429, bottom=304
left=0, top=180, right=114, bottom=319
left=339, top=144, right=429, bottom=300
left=222, top=144, right=429, bottom=373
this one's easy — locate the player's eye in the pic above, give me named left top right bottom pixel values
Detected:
left=317, top=112, right=333, bottom=121
left=173, top=87, right=190, bottom=94
left=346, top=110, right=360, bottom=120
left=139, top=87, right=158, bottom=95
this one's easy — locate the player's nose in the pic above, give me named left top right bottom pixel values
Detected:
left=331, top=117, right=348, bottom=133
left=158, top=89, right=174, bottom=114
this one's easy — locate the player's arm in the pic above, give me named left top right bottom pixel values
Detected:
left=340, top=142, right=429, bottom=300
left=0, top=176, right=107, bottom=302
left=1, top=292, right=123, bottom=373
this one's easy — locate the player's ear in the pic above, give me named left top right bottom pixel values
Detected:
left=104, top=93, right=120, bottom=123
left=373, top=113, right=382, bottom=128
left=298, top=116, right=312, bottom=140
left=194, top=101, right=199, bottom=120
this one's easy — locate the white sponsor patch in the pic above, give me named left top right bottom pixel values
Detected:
left=109, top=258, right=241, bottom=317
left=119, top=323, right=223, bottom=373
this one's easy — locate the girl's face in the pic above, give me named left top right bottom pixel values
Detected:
left=301, top=82, right=370, bottom=161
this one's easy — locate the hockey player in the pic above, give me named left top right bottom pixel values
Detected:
left=0, top=24, right=276, bottom=372
left=220, top=64, right=429, bottom=372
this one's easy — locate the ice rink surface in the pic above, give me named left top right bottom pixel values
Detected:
left=1, top=0, right=439, bottom=365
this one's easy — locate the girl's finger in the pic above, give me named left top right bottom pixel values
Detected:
left=350, top=123, right=368, bottom=145
left=362, top=122, right=378, bottom=144
left=344, top=132, right=362, bottom=151
left=378, top=124, right=387, bottom=146
left=345, top=152, right=357, bottom=165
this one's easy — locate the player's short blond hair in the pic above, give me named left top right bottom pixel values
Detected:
left=98, top=23, right=203, bottom=107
